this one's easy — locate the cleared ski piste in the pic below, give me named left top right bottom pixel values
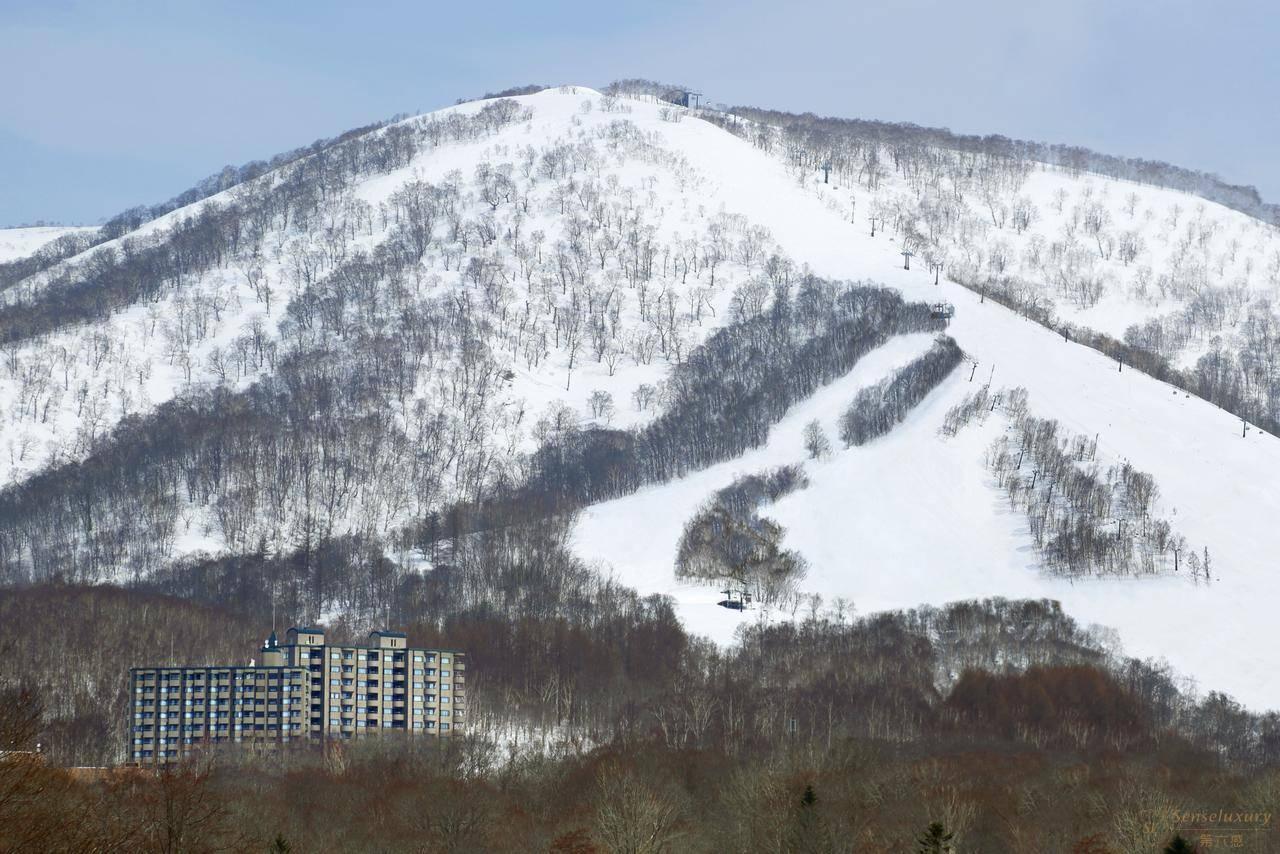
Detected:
left=571, top=93, right=1280, bottom=710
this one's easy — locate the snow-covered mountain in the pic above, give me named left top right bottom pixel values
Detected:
left=3, top=84, right=1277, bottom=711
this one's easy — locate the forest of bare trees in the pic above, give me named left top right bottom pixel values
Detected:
left=943, top=385, right=1208, bottom=580
left=675, top=466, right=809, bottom=606
left=694, top=85, right=1280, bottom=441
left=839, top=335, right=963, bottom=446
left=4, top=578, right=1280, bottom=852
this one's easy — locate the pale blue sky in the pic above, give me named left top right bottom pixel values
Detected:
left=2, top=0, right=1276, bottom=225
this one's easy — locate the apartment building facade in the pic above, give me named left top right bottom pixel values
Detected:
left=129, top=628, right=466, bottom=765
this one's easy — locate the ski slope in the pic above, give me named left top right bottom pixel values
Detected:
left=797, top=130, right=1280, bottom=372
left=572, top=96, right=1280, bottom=711
left=7, top=88, right=1278, bottom=708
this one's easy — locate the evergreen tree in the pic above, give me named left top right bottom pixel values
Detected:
left=270, top=834, right=292, bottom=853
left=786, top=783, right=830, bottom=854
left=917, top=822, right=955, bottom=854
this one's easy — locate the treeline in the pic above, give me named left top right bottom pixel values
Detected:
left=675, top=466, right=809, bottom=606
left=1, top=511, right=690, bottom=762
left=96, top=112, right=424, bottom=243
left=8, top=547, right=1278, bottom=776
left=0, top=113, right=418, bottom=293
left=0, top=99, right=531, bottom=345
left=606, top=78, right=694, bottom=108
left=959, top=269, right=1280, bottom=437
left=1124, top=301, right=1280, bottom=438
left=458, top=82, right=551, bottom=103
left=722, top=102, right=1279, bottom=225
left=947, top=386, right=1207, bottom=579
left=0, top=229, right=99, bottom=292
left=472, top=278, right=944, bottom=532
left=6, top=721, right=1279, bottom=853
left=839, top=335, right=963, bottom=446
left=0, top=583, right=259, bottom=765
left=5, top=583, right=1280, bottom=851
left=1, top=487, right=1272, bottom=844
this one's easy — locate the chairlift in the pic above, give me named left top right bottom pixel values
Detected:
left=717, top=585, right=752, bottom=611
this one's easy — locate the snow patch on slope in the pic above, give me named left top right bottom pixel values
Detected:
left=0, top=226, right=97, bottom=264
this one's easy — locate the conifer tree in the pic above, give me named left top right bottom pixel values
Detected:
left=786, top=783, right=830, bottom=854
left=916, top=822, right=955, bottom=854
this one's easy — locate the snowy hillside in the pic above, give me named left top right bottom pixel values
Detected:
left=0, top=225, right=97, bottom=264
left=803, top=160, right=1280, bottom=369
left=3, top=85, right=1278, bottom=713
left=569, top=101, right=1280, bottom=709
left=0, top=87, right=791, bottom=573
